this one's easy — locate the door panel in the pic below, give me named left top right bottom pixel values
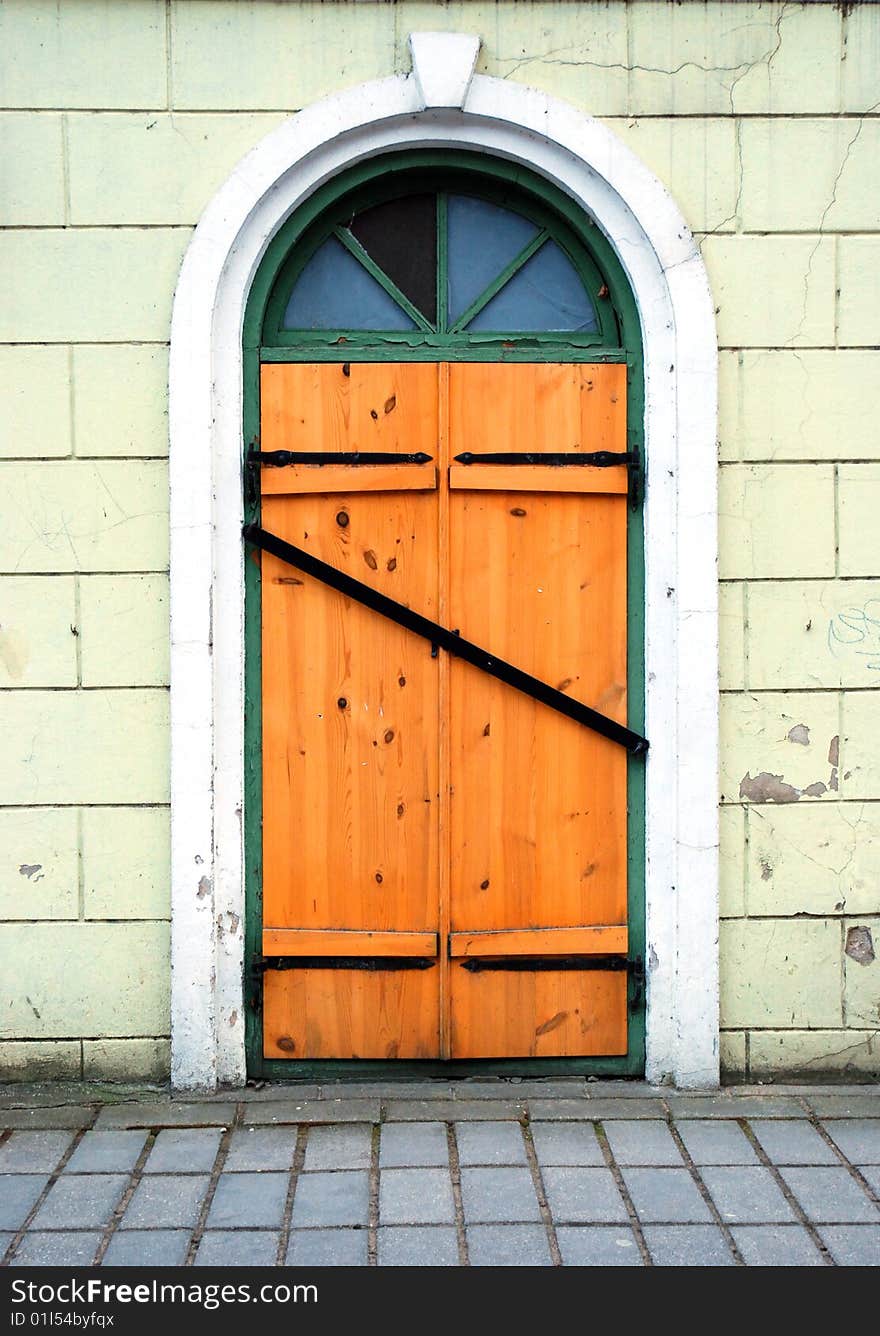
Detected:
left=258, top=360, right=631, bottom=1062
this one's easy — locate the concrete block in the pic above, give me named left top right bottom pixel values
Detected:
left=79, top=574, right=169, bottom=687
left=195, top=1231, right=279, bottom=1266
left=64, top=1131, right=148, bottom=1175
left=0, top=1131, right=75, bottom=1173
left=720, top=918, right=842, bottom=1029
left=720, top=691, right=840, bottom=805
left=541, top=1167, right=628, bottom=1224
left=749, top=580, right=880, bottom=689
left=0, top=1175, right=49, bottom=1230
left=302, top=1123, right=371, bottom=1171
left=838, top=238, right=880, bottom=347
left=13, top=1233, right=101, bottom=1267
left=459, top=1167, right=541, bottom=1223
left=290, top=1170, right=369, bottom=1228
left=144, top=1129, right=222, bottom=1174
left=780, top=1166, right=877, bottom=1223
left=621, top=1168, right=712, bottom=1224
left=730, top=1224, right=822, bottom=1266
left=642, top=1224, right=734, bottom=1266
left=377, top=1225, right=459, bottom=1267
left=1, top=577, right=77, bottom=688
left=839, top=465, right=880, bottom=577
left=121, top=1174, right=210, bottom=1229
left=844, top=920, right=880, bottom=1029
left=676, top=1121, right=759, bottom=1166
left=455, top=1122, right=527, bottom=1166
left=0, top=0, right=167, bottom=109
left=379, top=1122, right=448, bottom=1169
left=0, top=230, right=189, bottom=343
left=244, top=1098, right=379, bottom=1126
left=555, top=1225, right=642, bottom=1266
left=719, top=583, right=745, bottom=690
left=30, top=1174, right=128, bottom=1230
left=82, top=806, right=169, bottom=920
left=103, top=1230, right=190, bottom=1266
left=0, top=346, right=71, bottom=459
left=286, top=1228, right=367, bottom=1266
left=699, top=1166, right=797, bottom=1224
left=749, top=1121, right=838, bottom=1167
left=68, top=113, right=287, bottom=225
left=703, top=234, right=835, bottom=348
left=170, top=0, right=394, bottom=110
left=749, top=1031, right=880, bottom=1079
left=0, top=690, right=169, bottom=805
left=82, top=1039, right=170, bottom=1082
left=717, top=351, right=880, bottom=463
left=0, top=461, right=168, bottom=574
left=529, top=1123, right=604, bottom=1168
left=206, top=1171, right=288, bottom=1229
left=0, top=1040, right=80, bottom=1083
left=823, top=1120, right=880, bottom=1164
left=378, top=1168, right=455, bottom=1225
left=466, top=1223, right=552, bottom=1266
left=719, top=465, right=835, bottom=580
left=603, top=1121, right=683, bottom=1167
left=817, top=1225, right=880, bottom=1266
left=0, top=808, right=78, bottom=921
left=842, top=691, right=880, bottom=799
left=0, top=921, right=170, bottom=1038
left=225, top=1127, right=298, bottom=1173
left=719, top=804, right=746, bottom=918
left=604, top=117, right=738, bottom=232
left=0, top=114, right=65, bottom=225
left=747, top=804, right=880, bottom=916
left=73, top=345, right=168, bottom=458
left=740, top=119, right=880, bottom=232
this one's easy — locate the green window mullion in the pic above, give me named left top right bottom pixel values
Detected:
left=332, top=227, right=435, bottom=333
left=436, top=192, right=448, bottom=335
left=449, top=230, right=550, bottom=334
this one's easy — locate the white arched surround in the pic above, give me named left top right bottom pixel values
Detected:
left=169, top=37, right=719, bottom=1091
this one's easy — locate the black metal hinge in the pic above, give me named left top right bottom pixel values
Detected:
left=453, top=450, right=634, bottom=467
left=251, top=955, right=437, bottom=972
left=249, top=449, right=433, bottom=468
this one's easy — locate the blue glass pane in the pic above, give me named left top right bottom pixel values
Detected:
left=283, top=236, right=416, bottom=330
left=466, top=240, right=598, bottom=332
left=447, top=195, right=539, bottom=324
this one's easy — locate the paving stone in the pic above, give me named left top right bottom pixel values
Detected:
left=806, top=1094, right=880, bottom=1119
left=621, top=1168, right=713, bottom=1224
left=206, top=1171, right=288, bottom=1229
left=731, top=1224, right=825, bottom=1266
left=0, top=1131, right=75, bottom=1173
left=13, top=1232, right=101, bottom=1266
left=286, top=1228, right=368, bottom=1266
left=0, top=1108, right=93, bottom=1130
left=224, top=1127, right=298, bottom=1172
left=530, top=1122, right=604, bottom=1167
left=0, top=1174, right=49, bottom=1229
left=95, top=1102, right=236, bottom=1129
left=466, top=1224, right=552, bottom=1266
left=234, top=1084, right=321, bottom=1102
left=377, top=1225, right=459, bottom=1266
left=303, top=1123, right=372, bottom=1171
left=748, top=1120, right=838, bottom=1166
left=823, top=1119, right=880, bottom=1164
left=859, top=1165, right=880, bottom=1195
left=320, top=1083, right=456, bottom=1100
left=454, top=1081, right=586, bottom=1099
left=195, top=1230, right=280, bottom=1266
left=529, top=1099, right=661, bottom=1120
left=245, top=1099, right=379, bottom=1126
left=383, top=1100, right=520, bottom=1122
left=379, top=1168, right=455, bottom=1225
left=121, top=1174, right=210, bottom=1228
left=779, top=1167, right=879, bottom=1223
left=700, top=1167, right=798, bottom=1224
left=676, top=1121, right=760, bottom=1166
left=379, top=1122, right=448, bottom=1169
left=604, top=1120, right=684, bottom=1166
left=455, top=1121, right=528, bottom=1166
left=542, top=1167, right=629, bottom=1224
left=291, top=1170, right=369, bottom=1228
left=102, top=1229, right=190, bottom=1266
left=459, top=1167, right=541, bottom=1224
left=583, top=1082, right=665, bottom=1099
left=817, top=1225, right=880, bottom=1265
left=64, top=1130, right=148, bottom=1174
left=666, top=1096, right=802, bottom=1119
left=143, top=1128, right=223, bottom=1173
left=642, top=1225, right=735, bottom=1266
left=30, top=1174, right=128, bottom=1230
left=556, top=1225, right=643, bottom=1265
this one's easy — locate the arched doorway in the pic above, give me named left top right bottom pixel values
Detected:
left=168, top=37, right=719, bottom=1090
left=242, top=155, right=647, bottom=1076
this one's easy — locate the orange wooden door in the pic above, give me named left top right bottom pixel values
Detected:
left=258, top=361, right=629, bottom=1061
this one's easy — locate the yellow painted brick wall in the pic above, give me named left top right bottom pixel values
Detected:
left=1, top=0, right=878, bottom=1083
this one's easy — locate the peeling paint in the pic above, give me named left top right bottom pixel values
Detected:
left=196, top=875, right=211, bottom=899
left=787, top=723, right=810, bottom=746
left=828, top=735, right=840, bottom=767
left=845, top=926, right=875, bottom=967
left=18, top=863, right=43, bottom=881
left=739, top=772, right=801, bottom=803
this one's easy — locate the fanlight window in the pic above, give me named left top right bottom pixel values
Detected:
left=282, top=192, right=600, bottom=335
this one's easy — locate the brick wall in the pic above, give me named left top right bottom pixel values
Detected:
left=1, top=1, right=878, bottom=1081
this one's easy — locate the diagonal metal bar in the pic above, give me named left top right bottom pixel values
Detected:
left=244, top=522, right=648, bottom=756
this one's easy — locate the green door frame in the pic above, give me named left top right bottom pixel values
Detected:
left=242, top=149, right=646, bottom=1079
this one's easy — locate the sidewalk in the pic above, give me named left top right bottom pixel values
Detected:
left=1, top=1079, right=878, bottom=1267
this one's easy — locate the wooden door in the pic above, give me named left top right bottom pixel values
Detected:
left=258, top=361, right=630, bottom=1061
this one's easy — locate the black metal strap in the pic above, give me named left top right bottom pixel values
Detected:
left=454, top=451, right=633, bottom=467
left=254, top=956, right=436, bottom=972
left=243, top=523, right=648, bottom=755
left=459, top=954, right=629, bottom=973
left=251, top=450, right=433, bottom=467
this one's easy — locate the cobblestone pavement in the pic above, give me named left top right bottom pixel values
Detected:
left=1, top=1081, right=878, bottom=1266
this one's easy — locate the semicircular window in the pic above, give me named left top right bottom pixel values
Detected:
left=280, top=192, right=600, bottom=335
